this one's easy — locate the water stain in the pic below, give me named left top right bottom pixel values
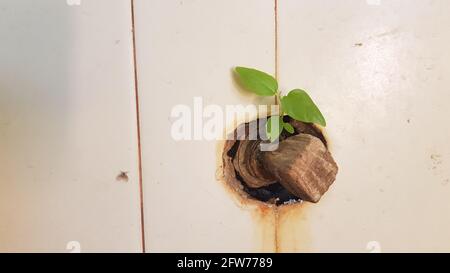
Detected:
left=430, top=154, right=443, bottom=173
left=431, top=154, right=442, bottom=164
left=250, top=205, right=277, bottom=252
left=376, top=27, right=401, bottom=38
left=276, top=202, right=312, bottom=252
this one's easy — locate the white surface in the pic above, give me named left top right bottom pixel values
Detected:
left=134, top=0, right=276, bottom=252
left=0, top=0, right=142, bottom=252
left=278, top=0, right=450, bottom=252
left=1, top=0, right=450, bottom=253
left=135, top=0, right=450, bottom=252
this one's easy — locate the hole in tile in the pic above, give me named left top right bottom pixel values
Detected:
left=222, top=116, right=337, bottom=206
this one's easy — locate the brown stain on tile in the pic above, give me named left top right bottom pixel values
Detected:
left=213, top=0, right=337, bottom=253
left=276, top=202, right=312, bottom=252
left=249, top=201, right=313, bottom=253
left=215, top=100, right=334, bottom=252
left=116, top=171, right=129, bottom=183
left=250, top=205, right=277, bottom=252
left=216, top=126, right=326, bottom=253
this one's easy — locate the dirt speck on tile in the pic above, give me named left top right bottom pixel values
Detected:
left=431, top=154, right=442, bottom=164
left=116, top=171, right=129, bottom=183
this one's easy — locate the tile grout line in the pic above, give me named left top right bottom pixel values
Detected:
left=129, top=0, right=279, bottom=253
left=273, top=0, right=280, bottom=253
left=274, top=0, right=279, bottom=82
left=130, top=0, right=146, bottom=253
left=274, top=0, right=280, bottom=106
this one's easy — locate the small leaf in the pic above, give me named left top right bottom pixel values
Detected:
left=235, top=67, right=278, bottom=96
left=283, top=122, right=295, bottom=134
left=281, top=89, right=326, bottom=126
left=266, top=116, right=284, bottom=142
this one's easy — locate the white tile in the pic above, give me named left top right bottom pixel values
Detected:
left=0, top=0, right=141, bottom=252
left=278, top=0, right=450, bottom=252
left=134, top=0, right=276, bottom=252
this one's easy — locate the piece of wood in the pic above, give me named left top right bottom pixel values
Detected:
left=232, top=121, right=277, bottom=188
left=262, top=134, right=338, bottom=203
left=233, top=139, right=278, bottom=188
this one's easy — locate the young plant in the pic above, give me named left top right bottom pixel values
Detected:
left=234, top=67, right=326, bottom=142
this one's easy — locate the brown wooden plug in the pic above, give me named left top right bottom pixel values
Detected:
left=262, top=134, right=338, bottom=203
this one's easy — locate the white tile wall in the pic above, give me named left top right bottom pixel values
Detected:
left=1, top=0, right=450, bottom=253
left=277, top=0, right=450, bottom=252
left=133, top=0, right=276, bottom=253
left=0, top=0, right=141, bottom=252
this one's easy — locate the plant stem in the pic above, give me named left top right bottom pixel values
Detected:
left=275, top=91, right=283, bottom=116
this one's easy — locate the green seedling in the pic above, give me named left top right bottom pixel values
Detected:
left=234, top=67, right=326, bottom=142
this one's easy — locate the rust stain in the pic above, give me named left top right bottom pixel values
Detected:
left=216, top=133, right=314, bottom=253
left=215, top=110, right=335, bottom=253
left=215, top=139, right=271, bottom=208
left=316, top=125, right=333, bottom=153
left=216, top=139, right=277, bottom=252
left=215, top=113, right=331, bottom=252
left=276, top=202, right=312, bottom=252
left=213, top=0, right=333, bottom=253
left=250, top=205, right=277, bottom=252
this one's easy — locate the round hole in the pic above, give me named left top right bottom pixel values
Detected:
left=222, top=116, right=327, bottom=206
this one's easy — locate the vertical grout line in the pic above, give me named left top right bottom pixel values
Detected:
left=274, top=206, right=279, bottom=253
left=130, top=0, right=146, bottom=253
left=274, top=0, right=280, bottom=106
left=274, top=0, right=280, bottom=253
left=274, top=0, right=279, bottom=82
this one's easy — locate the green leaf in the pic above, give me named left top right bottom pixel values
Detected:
left=266, top=116, right=284, bottom=142
left=281, top=89, right=326, bottom=127
left=283, top=122, right=295, bottom=134
left=235, top=67, right=278, bottom=96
